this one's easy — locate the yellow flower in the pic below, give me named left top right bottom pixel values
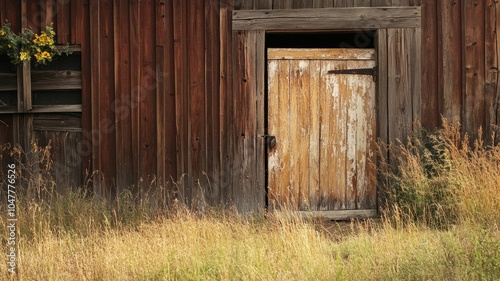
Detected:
left=41, top=51, right=51, bottom=59
left=0, top=30, right=5, bottom=36
left=19, top=51, right=30, bottom=61
left=35, top=51, right=51, bottom=62
left=33, top=33, right=54, bottom=46
left=7, top=44, right=11, bottom=48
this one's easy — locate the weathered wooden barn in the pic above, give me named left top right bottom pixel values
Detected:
left=0, top=0, right=499, bottom=217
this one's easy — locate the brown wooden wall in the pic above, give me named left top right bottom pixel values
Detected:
left=422, top=0, right=500, bottom=142
left=86, top=0, right=234, bottom=206
left=3, top=0, right=498, bottom=212
left=0, top=0, right=88, bottom=192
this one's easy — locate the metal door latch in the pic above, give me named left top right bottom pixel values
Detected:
left=328, top=66, right=377, bottom=82
left=263, top=135, right=277, bottom=149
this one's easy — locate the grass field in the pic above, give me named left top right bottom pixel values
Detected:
left=1, top=122, right=500, bottom=280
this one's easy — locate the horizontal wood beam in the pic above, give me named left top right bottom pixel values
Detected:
left=233, top=7, right=421, bottom=31
left=30, top=105, right=82, bottom=113
left=0, top=69, right=82, bottom=92
left=268, top=48, right=376, bottom=60
left=33, top=115, right=82, bottom=132
left=31, top=71, right=82, bottom=91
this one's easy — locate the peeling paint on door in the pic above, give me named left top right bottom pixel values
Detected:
left=267, top=48, right=377, bottom=212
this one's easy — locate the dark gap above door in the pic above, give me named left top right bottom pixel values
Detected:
left=266, top=31, right=375, bottom=49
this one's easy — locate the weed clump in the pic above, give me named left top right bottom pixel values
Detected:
left=380, top=120, right=500, bottom=229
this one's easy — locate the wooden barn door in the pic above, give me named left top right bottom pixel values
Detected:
left=267, top=48, right=377, bottom=219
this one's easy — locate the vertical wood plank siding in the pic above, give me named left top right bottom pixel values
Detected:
left=422, top=0, right=500, bottom=142
left=1, top=0, right=89, bottom=192
left=2, top=0, right=500, bottom=212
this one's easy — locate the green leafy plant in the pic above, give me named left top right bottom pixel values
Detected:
left=0, top=22, right=70, bottom=65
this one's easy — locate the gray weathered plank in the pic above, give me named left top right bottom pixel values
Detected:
left=376, top=29, right=388, bottom=146
left=29, top=105, right=82, bottom=113
left=31, top=71, right=82, bottom=91
left=255, top=31, right=266, bottom=210
left=233, top=7, right=421, bottom=30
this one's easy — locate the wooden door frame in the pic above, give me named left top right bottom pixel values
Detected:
left=233, top=7, right=421, bottom=212
left=240, top=29, right=387, bottom=211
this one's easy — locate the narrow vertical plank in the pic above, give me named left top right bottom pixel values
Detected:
left=345, top=61, right=358, bottom=210
left=440, top=0, right=462, bottom=125
left=41, top=0, right=54, bottom=28
left=278, top=59, right=291, bottom=207
left=231, top=31, right=244, bottom=210
left=336, top=61, right=348, bottom=210
left=173, top=0, right=190, bottom=203
left=89, top=0, right=102, bottom=194
left=22, top=61, right=31, bottom=111
left=463, top=0, right=486, bottom=137
left=267, top=59, right=280, bottom=209
left=129, top=0, right=141, bottom=193
left=139, top=0, right=157, bottom=188
left=219, top=4, right=232, bottom=205
left=55, top=0, right=70, bottom=43
left=289, top=60, right=301, bottom=208
left=155, top=0, right=166, bottom=189
left=420, top=0, right=439, bottom=131
left=377, top=29, right=389, bottom=146
left=243, top=31, right=258, bottom=212
left=485, top=0, right=498, bottom=143
left=188, top=0, right=206, bottom=207
left=387, top=28, right=412, bottom=142
left=308, top=60, right=320, bottom=210
left=164, top=0, right=177, bottom=194
left=205, top=0, right=221, bottom=205
left=296, top=60, right=310, bottom=209
left=26, top=0, right=39, bottom=32
left=255, top=31, right=266, bottom=209
left=70, top=0, right=83, bottom=44
left=204, top=0, right=214, bottom=203
left=98, top=0, right=116, bottom=196
left=80, top=0, right=92, bottom=181
left=411, top=28, right=422, bottom=126
left=113, top=0, right=133, bottom=193
left=319, top=60, right=332, bottom=210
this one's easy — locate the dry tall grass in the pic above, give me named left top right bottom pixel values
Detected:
left=381, top=120, right=500, bottom=229
left=0, top=122, right=499, bottom=280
